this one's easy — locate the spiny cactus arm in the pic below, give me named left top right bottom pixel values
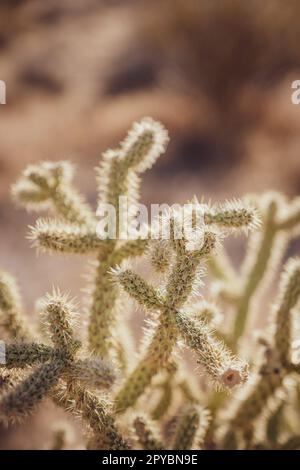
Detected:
left=0, top=359, right=65, bottom=424
left=133, top=415, right=164, bottom=450
left=0, top=342, right=55, bottom=368
left=113, top=273, right=188, bottom=412
left=97, top=118, right=168, bottom=239
left=12, top=161, right=95, bottom=226
left=11, top=180, right=50, bottom=206
left=274, top=258, right=300, bottom=365
left=232, top=195, right=281, bottom=342
left=66, top=358, right=116, bottom=389
left=171, top=404, right=203, bottom=450
left=149, top=361, right=177, bottom=420
left=196, top=408, right=212, bottom=449
left=50, top=185, right=95, bottom=227
left=41, top=291, right=80, bottom=356
left=51, top=383, right=129, bottom=450
left=96, top=117, right=168, bottom=215
left=174, top=311, right=248, bottom=389
left=88, top=256, right=119, bottom=357
left=0, top=271, right=31, bottom=340
left=97, top=118, right=168, bottom=224
left=112, top=267, right=164, bottom=311
left=115, top=310, right=177, bottom=413
left=66, top=383, right=130, bottom=450
left=196, top=198, right=259, bottom=283
left=29, top=219, right=104, bottom=255
left=203, top=199, right=260, bottom=233
left=96, top=150, right=128, bottom=229
left=149, top=240, right=172, bottom=273
left=165, top=231, right=218, bottom=309
left=151, top=380, right=173, bottom=421
left=164, top=253, right=201, bottom=309
left=118, top=117, right=169, bottom=173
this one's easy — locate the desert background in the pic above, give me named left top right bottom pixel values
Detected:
left=0, top=0, right=300, bottom=449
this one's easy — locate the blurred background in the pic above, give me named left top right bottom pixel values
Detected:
left=1, top=0, right=300, bottom=448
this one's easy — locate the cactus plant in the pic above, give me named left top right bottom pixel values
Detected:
left=0, top=117, right=300, bottom=450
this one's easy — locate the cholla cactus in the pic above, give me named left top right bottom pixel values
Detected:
left=221, top=258, right=300, bottom=449
left=112, top=205, right=255, bottom=412
left=1, top=117, right=300, bottom=450
left=12, top=118, right=168, bottom=360
left=0, top=290, right=116, bottom=424
left=0, top=280, right=128, bottom=449
left=211, top=192, right=300, bottom=345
